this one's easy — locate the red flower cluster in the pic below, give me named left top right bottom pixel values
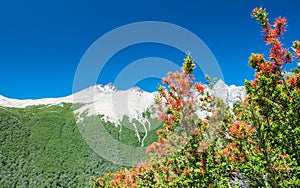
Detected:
left=229, top=121, right=253, bottom=138
left=251, top=6, right=291, bottom=71
left=258, top=61, right=275, bottom=74
left=293, top=40, right=300, bottom=59
left=195, top=82, right=205, bottom=93
left=287, top=73, right=300, bottom=88
left=146, top=138, right=168, bottom=156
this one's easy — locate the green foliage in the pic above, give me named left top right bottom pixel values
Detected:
left=0, top=103, right=160, bottom=187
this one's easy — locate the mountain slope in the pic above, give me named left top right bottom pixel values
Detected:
left=0, top=104, right=118, bottom=187
left=0, top=103, right=161, bottom=187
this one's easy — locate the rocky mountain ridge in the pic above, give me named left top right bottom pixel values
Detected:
left=0, top=80, right=246, bottom=124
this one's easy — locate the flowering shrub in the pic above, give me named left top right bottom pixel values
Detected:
left=92, top=7, right=300, bottom=187
left=234, top=7, right=300, bottom=187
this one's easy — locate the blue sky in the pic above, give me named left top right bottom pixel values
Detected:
left=1, top=0, right=300, bottom=99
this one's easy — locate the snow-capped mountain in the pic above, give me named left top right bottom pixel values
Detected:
left=0, top=80, right=246, bottom=124
left=209, top=80, right=246, bottom=106
left=72, top=84, right=154, bottom=124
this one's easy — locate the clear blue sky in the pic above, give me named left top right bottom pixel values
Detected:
left=1, top=0, right=299, bottom=99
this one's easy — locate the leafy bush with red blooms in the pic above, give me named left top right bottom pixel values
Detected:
left=233, top=7, right=300, bottom=187
left=91, top=7, right=300, bottom=187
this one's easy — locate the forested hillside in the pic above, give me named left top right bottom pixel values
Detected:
left=0, top=103, right=160, bottom=187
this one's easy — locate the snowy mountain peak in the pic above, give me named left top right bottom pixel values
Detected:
left=214, top=79, right=226, bottom=87
left=129, top=86, right=144, bottom=93
left=92, top=83, right=118, bottom=93
left=211, top=80, right=246, bottom=106
left=0, top=81, right=246, bottom=124
left=104, top=83, right=118, bottom=92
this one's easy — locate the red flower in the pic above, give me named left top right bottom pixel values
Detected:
left=162, top=77, right=170, bottom=84
left=252, top=7, right=259, bottom=15
left=274, top=17, right=287, bottom=28
left=258, top=61, right=274, bottom=74
left=275, top=166, right=281, bottom=171
left=194, top=128, right=199, bottom=136
left=161, top=166, right=168, bottom=172
left=293, top=40, right=300, bottom=58
left=158, top=113, right=165, bottom=122
left=195, top=82, right=205, bottom=93
left=254, top=147, right=260, bottom=153
left=287, top=73, right=300, bottom=88
left=222, top=148, right=229, bottom=157
left=157, top=129, right=166, bottom=135
left=253, top=79, right=258, bottom=86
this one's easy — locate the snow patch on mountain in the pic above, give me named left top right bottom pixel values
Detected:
left=73, top=84, right=155, bottom=124
left=209, top=80, right=246, bottom=107
left=0, top=81, right=246, bottom=124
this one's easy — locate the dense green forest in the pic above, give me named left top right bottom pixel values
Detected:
left=0, top=103, right=161, bottom=187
